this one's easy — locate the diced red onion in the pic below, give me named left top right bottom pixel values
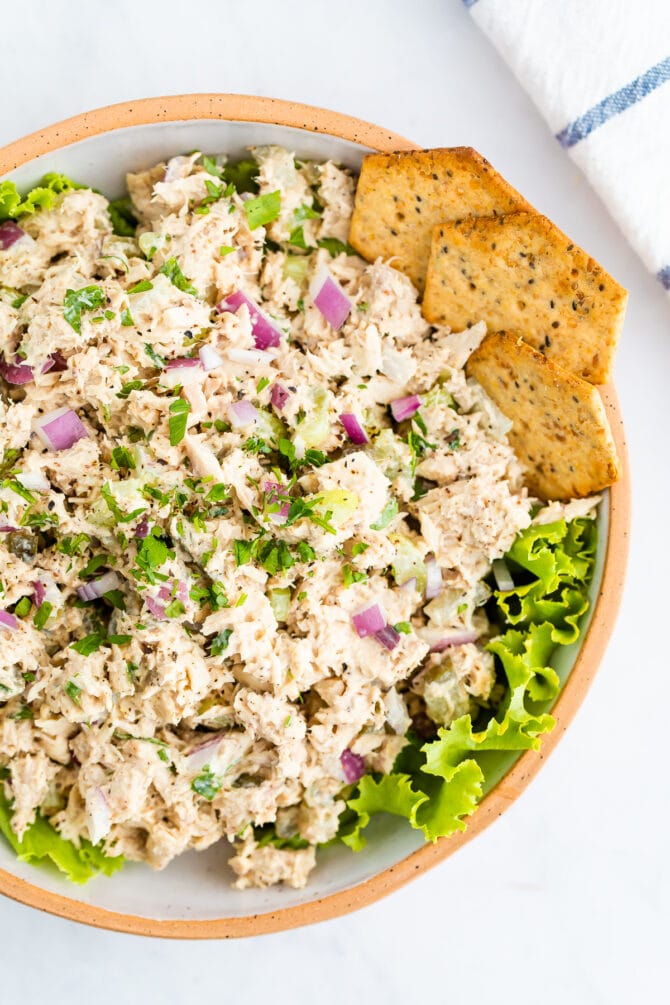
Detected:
left=34, top=407, right=88, bottom=451
left=41, top=352, right=67, bottom=374
left=339, top=413, right=368, bottom=445
left=157, top=579, right=189, bottom=604
left=264, top=480, right=288, bottom=504
left=270, top=382, right=290, bottom=411
left=228, top=399, right=258, bottom=429
left=492, top=558, right=515, bottom=592
left=165, top=356, right=201, bottom=370
left=424, top=556, right=443, bottom=600
left=144, top=597, right=167, bottom=620
left=399, top=577, right=417, bottom=593
left=85, top=787, right=111, bottom=846
left=0, top=221, right=25, bottom=250
left=390, top=395, right=421, bottom=422
left=16, top=471, right=50, bottom=492
left=0, top=357, right=33, bottom=385
left=185, top=735, right=222, bottom=774
left=32, top=581, right=46, bottom=607
left=77, top=571, right=120, bottom=602
left=198, top=344, right=225, bottom=371
left=217, top=290, right=283, bottom=350
left=375, top=625, right=401, bottom=651
left=134, top=518, right=150, bottom=539
left=340, top=748, right=365, bottom=784
left=162, top=358, right=203, bottom=388
left=352, top=603, right=386, bottom=638
left=425, top=628, right=479, bottom=652
left=0, top=526, right=18, bottom=533
left=227, top=347, right=275, bottom=366
left=310, top=268, right=351, bottom=329
left=264, top=480, right=290, bottom=524
left=0, top=610, right=18, bottom=632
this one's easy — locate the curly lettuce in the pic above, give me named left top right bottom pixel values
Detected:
left=0, top=173, right=87, bottom=222
left=339, top=516, right=597, bottom=850
left=0, top=788, right=123, bottom=883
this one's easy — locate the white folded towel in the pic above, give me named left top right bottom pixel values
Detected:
left=463, top=0, right=670, bottom=292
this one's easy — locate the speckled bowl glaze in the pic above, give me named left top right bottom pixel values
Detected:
left=0, top=94, right=631, bottom=938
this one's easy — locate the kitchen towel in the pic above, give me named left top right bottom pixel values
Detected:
left=463, top=0, right=670, bottom=292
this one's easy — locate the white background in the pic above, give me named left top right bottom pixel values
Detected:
left=1, top=1, right=668, bottom=1002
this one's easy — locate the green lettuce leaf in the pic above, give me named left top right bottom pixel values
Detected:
left=0, top=788, right=123, bottom=883
left=0, top=173, right=87, bottom=222
left=338, top=515, right=597, bottom=849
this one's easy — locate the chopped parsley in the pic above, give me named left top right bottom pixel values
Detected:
left=219, top=245, right=235, bottom=257
left=108, top=197, right=138, bottom=237
left=342, top=564, right=368, bottom=588
left=221, top=159, right=259, bottom=194
left=209, top=628, right=233, bottom=656
left=70, top=632, right=130, bottom=655
left=278, top=438, right=327, bottom=473
left=120, top=307, right=134, bottom=327
left=13, top=597, right=31, bottom=618
left=244, top=190, right=281, bottom=230
left=117, top=379, right=144, bottom=399
left=394, top=621, right=412, bottom=634
left=10, top=705, right=33, bottom=721
left=242, top=435, right=271, bottom=456
left=168, top=398, right=190, bottom=446
left=144, top=344, right=165, bottom=368
left=164, top=599, right=185, bottom=619
left=64, top=680, right=82, bottom=705
left=101, top=482, right=146, bottom=523
left=159, top=257, right=198, bottom=297
left=32, top=602, right=53, bottom=630
left=289, top=225, right=308, bottom=249
left=70, top=633, right=105, bottom=656
left=133, top=530, right=172, bottom=584
left=284, top=496, right=336, bottom=534
left=191, top=766, right=223, bottom=801
left=57, top=534, right=91, bottom=557
left=110, top=446, right=136, bottom=470
left=127, top=279, right=153, bottom=294
left=406, top=412, right=437, bottom=473
left=63, top=285, right=105, bottom=334
left=317, top=237, right=357, bottom=258
left=80, top=553, right=114, bottom=578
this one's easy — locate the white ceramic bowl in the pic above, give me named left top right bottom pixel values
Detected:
left=0, top=95, right=630, bottom=937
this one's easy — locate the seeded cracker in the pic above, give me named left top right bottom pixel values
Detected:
left=466, top=331, right=620, bottom=499
left=423, top=211, right=627, bottom=384
left=348, top=148, right=530, bottom=292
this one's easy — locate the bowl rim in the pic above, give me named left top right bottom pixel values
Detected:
left=0, top=93, right=631, bottom=939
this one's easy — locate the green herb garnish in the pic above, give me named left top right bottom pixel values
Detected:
left=63, top=286, right=105, bottom=334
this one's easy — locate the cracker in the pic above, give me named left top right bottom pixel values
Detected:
left=423, top=211, right=627, bottom=383
left=465, top=331, right=620, bottom=499
left=349, top=148, right=530, bottom=292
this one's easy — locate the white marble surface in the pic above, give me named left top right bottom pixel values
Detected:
left=0, top=1, right=667, bottom=1001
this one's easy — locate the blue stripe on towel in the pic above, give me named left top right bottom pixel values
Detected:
left=657, top=266, right=670, bottom=291
left=461, top=0, right=479, bottom=8
left=556, top=56, right=670, bottom=148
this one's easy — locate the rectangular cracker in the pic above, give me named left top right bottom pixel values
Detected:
left=349, top=148, right=531, bottom=292
left=465, top=331, right=620, bottom=500
left=423, top=211, right=627, bottom=383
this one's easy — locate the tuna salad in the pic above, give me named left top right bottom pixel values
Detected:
left=0, top=148, right=598, bottom=889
